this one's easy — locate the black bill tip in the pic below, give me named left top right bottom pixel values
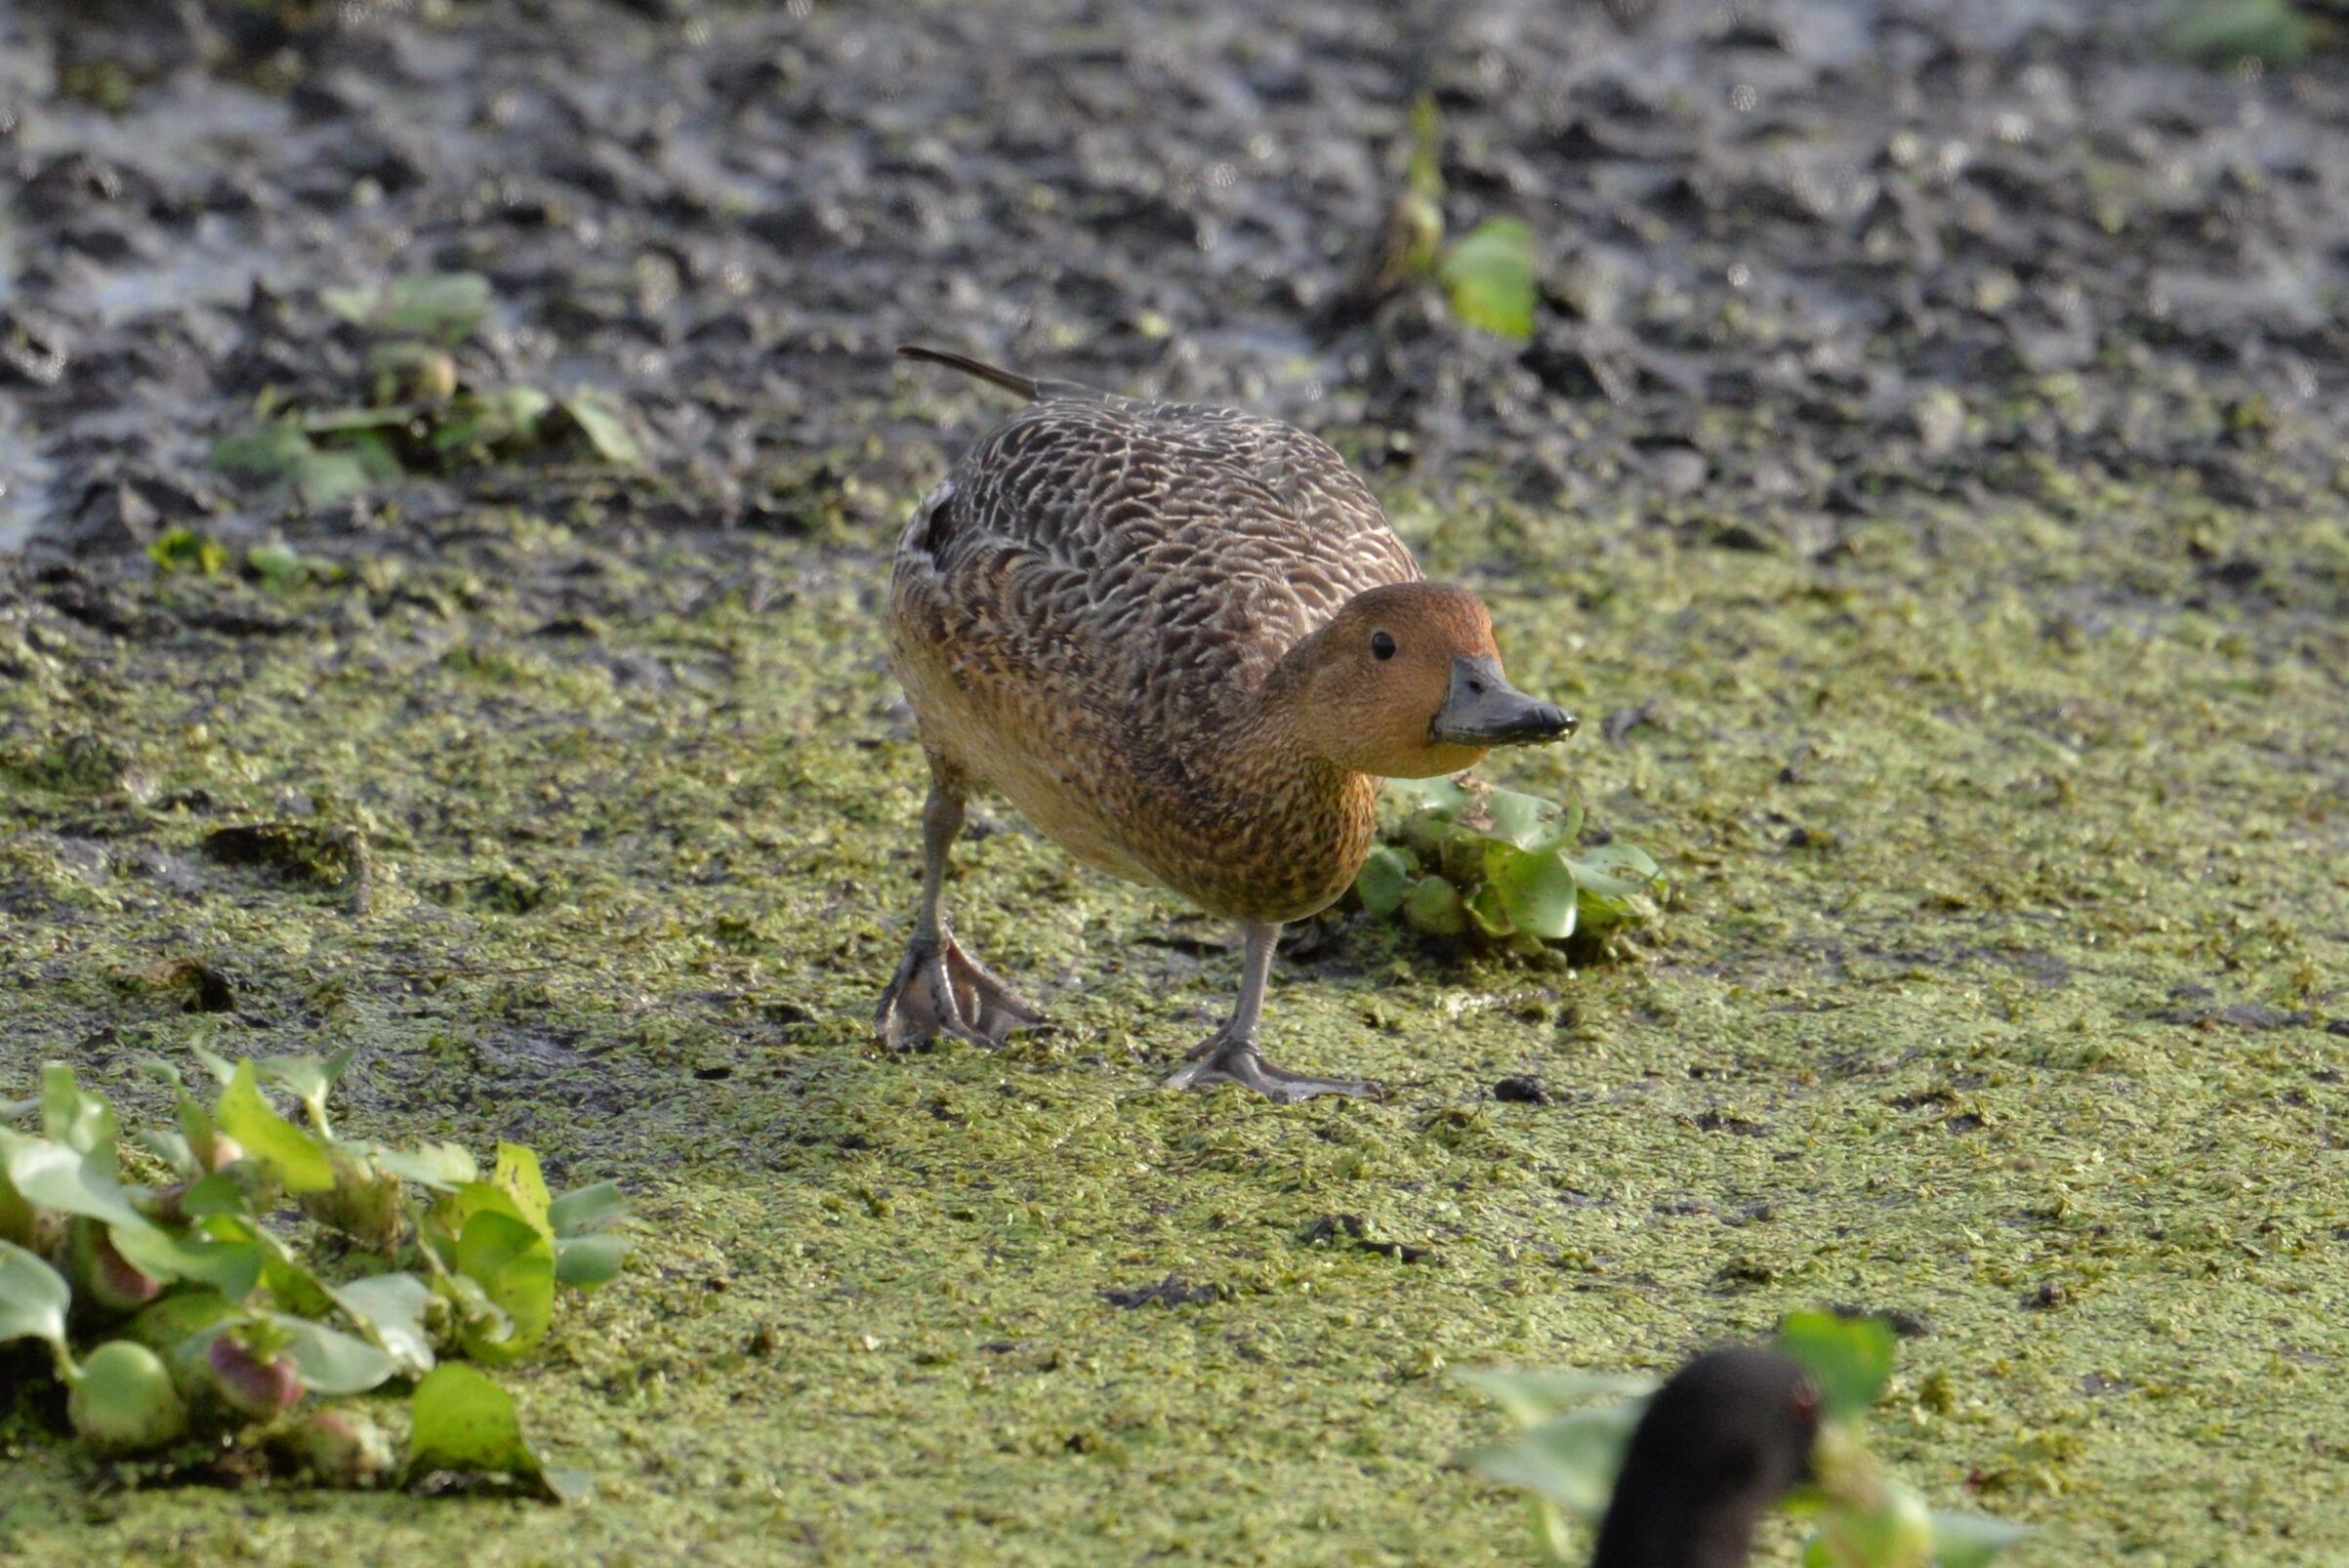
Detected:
left=1429, top=656, right=1579, bottom=748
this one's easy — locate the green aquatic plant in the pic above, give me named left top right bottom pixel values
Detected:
left=211, top=272, right=643, bottom=511
left=1463, top=1311, right=2029, bottom=1567
left=1340, top=96, right=1542, bottom=340
left=1355, top=773, right=1663, bottom=952
left=0, top=1055, right=630, bottom=1498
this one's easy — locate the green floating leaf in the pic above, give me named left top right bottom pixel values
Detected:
left=144, top=525, right=230, bottom=576
left=1356, top=846, right=1418, bottom=918
left=2159, top=0, right=2309, bottom=65
left=267, top=1311, right=399, bottom=1397
left=1776, top=1311, right=1898, bottom=1423
left=41, top=1062, right=119, bottom=1170
left=1440, top=217, right=1539, bottom=341
left=560, top=389, right=643, bottom=467
left=1458, top=1368, right=1659, bottom=1427
left=0, top=1128, right=147, bottom=1229
left=1463, top=1398, right=1648, bottom=1521
left=214, top=1062, right=335, bottom=1194
left=492, top=1143, right=554, bottom=1235
left=320, top=284, right=384, bottom=326
left=1463, top=882, right=1513, bottom=940
left=1383, top=773, right=1472, bottom=816
left=372, top=272, right=493, bottom=344
left=108, top=1219, right=266, bottom=1300
left=1930, top=1510, right=2032, bottom=1568
left=329, top=1271, right=437, bottom=1379
left=408, top=1363, right=575, bottom=1499
left=254, top=1047, right=357, bottom=1135
left=1487, top=843, right=1580, bottom=941
left=211, top=423, right=313, bottom=484
left=373, top=1141, right=478, bottom=1191
left=547, top=1180, right=629, bottom=1239
left=1471, top=787, right=1575, bottom=852
left=69, top=1340, right=188, bottom=1454
left=1402, top=874, right=1467, bottom=936
left=454, top=1209, right=556, bottom=1364
left=0, top=1239, right=74, bottom=1363
left=554, top=1234, right=629, bottom=1292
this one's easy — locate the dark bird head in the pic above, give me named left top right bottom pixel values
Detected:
left=1590, top=1346, right=1822, bottom=1568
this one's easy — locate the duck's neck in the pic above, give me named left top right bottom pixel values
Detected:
left=1175, top=650, right=1374, bottom=923
left=1588, top=1470, right=1774, bottom=1568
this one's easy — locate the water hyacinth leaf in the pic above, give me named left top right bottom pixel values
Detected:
left=1571, top=843, right=1662, bottom=898
left=211, top=423, right=314, bottom=485
left=373, top=1141, right=477, bottom=1191
left=1463, top=1398, right=1647, bottom=1520
left=1402, top=874, right=1467, bottom=936
left=407, top=1362, right=541, bottom=1480
left=1464, top=882, right=1514, bottom=940
left=560, top=389, right=643, bottom=467
left=329, top=1271, right=437, bottom=1378
left=547, top=1180, right=629, bottom=1239
left=1929, top=1510, right=2031, bottom=1568
left=1811, top=1477, right=1934, bottom=1568
left=181, top=1172, right=253, bottom=1217
left=214, top=1062, right=335, bottom=1193
left=108, top=1218, right=266, bottom=1300
left=0, top=1161, right=32, bottom=1248
left=1440, top=217, right=1540, bottom=341
left=2158, top=0, right=2309, bottom=65
left=41, top=1062, right=118, bottom=1170
left=0, top=1129, right=147, bottom=1229
left=372, top=272, right=492, bottom=344
left=320, top=283, right=382, bottom=325
left=260, top=1244, right=338, bottom=1319
left=255, top=1048, right=356, bottom=1135
left=1355, top=846, right=1417, bottom=918
left=1775, top=1311, right=1897, bottom=1423
left=433, top=1179, right=532, bottom=1244
left=136, top=1126, right=197, bottom=1177
left=69, top=1340, right=188, bottom=1454
left=492, top=1143, right=554, bottom=1235
left=267, top=1312, right=400, bottom=1396
left=1471, top=788, right=1572, bottom=852
left=0, top=1240, right=73, bottom=1360
left=1487, top=843, right=1580, bottom=941
left=554, top=1233, right=629, bottom=1292
left=1458, top=1368, right=1660, bottom=1427
left=1383, top=773, right=1472, bottom=816
left=454, top=1210, right=556, bottom=1364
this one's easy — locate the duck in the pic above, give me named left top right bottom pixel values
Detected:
left=1590, top=1346, right=1822, bottom=1568
left=878, top=345, right=1576, bottom=1101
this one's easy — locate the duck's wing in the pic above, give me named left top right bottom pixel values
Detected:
left=896, top=396, right=1419, bottom=716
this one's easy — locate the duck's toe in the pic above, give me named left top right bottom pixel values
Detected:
left=1165, top=1030, right=1381, bottom=1103
left=876, top=930, right=1044, bottom=1051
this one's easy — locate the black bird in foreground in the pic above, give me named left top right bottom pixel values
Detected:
left=1591, top=1346, right=1823, bottom=1568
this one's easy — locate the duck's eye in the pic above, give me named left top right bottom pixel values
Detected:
left=1371, top=631, right=1397, bottom=661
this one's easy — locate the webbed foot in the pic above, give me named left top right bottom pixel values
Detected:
left=876, top=928, right=1044, bottom=1050
left=1163, top=1025, right=1381, bottom=1103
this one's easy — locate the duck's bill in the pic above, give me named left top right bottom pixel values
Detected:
left=1429, top=656, right=1578, bottom=748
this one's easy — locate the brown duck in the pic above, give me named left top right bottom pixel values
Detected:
left=879, top=346, right=1576, bottom=1100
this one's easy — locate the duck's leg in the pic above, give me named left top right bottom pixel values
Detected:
left=875, top=768, right=1045, bottom=1050
left=1163, top=922, right=1380, bottom=1102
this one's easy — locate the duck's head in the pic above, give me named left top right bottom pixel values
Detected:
left=1292, top=582, right=1576, bottom=779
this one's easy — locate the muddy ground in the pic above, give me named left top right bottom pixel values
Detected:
left=3, top=1, right=2348, bottom=1564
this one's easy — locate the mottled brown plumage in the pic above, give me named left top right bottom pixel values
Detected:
left=879, top=347, right=1576, bottom=1100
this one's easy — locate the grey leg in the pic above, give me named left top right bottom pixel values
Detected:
left=875, top=769, right=1044, bottom=1050
left=1163, top=922, right=1379, bottom=1102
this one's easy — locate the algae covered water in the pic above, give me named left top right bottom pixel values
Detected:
left=4, top=1, right=2347, bottom=1563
